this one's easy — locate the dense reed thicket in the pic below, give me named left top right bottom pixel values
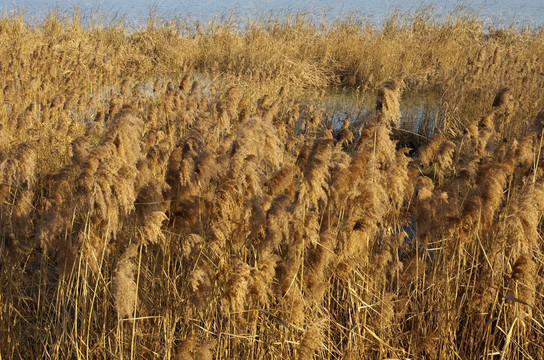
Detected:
left=1, top=8, right=544, bottom=359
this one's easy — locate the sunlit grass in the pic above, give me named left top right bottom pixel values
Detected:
left=0, top=8, right=544, bottom=359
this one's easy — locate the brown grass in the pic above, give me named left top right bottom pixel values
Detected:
left=1, top=8, right=544, bottom=359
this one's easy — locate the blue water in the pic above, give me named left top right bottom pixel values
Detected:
left=2, top=0, right=544, bottom=26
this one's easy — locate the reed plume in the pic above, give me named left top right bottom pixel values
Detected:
left=376, top=78, right=404, bottom=127
left=0, top=142, right=36, bottom=243
left=37, top=167, right=74, bottom=252
left=221, top=261, right=251, bottom=317
left=297, top=318, right=326, bottom=360
left=510, top=254, right=536, bottom=313
left=298, top=130, right=334, bottom=210
left=113, top=244, right=139, bottom=319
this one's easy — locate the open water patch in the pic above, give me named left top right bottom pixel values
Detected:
left=313, top=87, right=443, bottom=136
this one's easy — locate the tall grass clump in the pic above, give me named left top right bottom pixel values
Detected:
left=0, top=7, right=544, bottom=359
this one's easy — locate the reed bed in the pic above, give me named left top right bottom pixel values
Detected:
left=0, top=8, right=544, bottom=359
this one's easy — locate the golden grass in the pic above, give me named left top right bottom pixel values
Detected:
left=1, top=8, right=544, bottom=359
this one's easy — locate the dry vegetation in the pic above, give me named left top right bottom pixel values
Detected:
left=1, top=8, right=544, bottom=359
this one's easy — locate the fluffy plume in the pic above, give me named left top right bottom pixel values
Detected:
left=221, top=261, right=252, bottom=316
left=492, top=87, right=512, bottom=108
left=297, top=318, right=327, bottom=360
left=0, top=142, right=36, bottom=240
left=475, top=162, right=511, bottom=225
left=37, top=168, right=74, bottom=251
left=299, top=130, right=334, bottom=209
left=510, top=254, right=536, bottom=316
left=74, top=108, right=144, bottom=263
left=419, top=134, right=446, bottom=168
left=229, top=117, right=284, bottom=175
left=113, top=245, right=139, bottom=319
left=376, top=78, right=404, bottom=127
left=248, top=251, right=280, bottom=306
left=135, top=180, right=170, bottom=245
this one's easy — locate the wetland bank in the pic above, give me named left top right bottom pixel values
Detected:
left=1, top=7, right=544, bottom=359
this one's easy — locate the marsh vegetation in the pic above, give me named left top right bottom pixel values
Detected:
left=1, top=9, right=544, bottom=359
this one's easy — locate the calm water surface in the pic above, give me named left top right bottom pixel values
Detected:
left=3, top=0, right=544, bottom=26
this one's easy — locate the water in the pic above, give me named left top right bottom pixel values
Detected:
left=318, top=88, right=442, bottom=136
left=3, top=0, right=544, bottom=27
